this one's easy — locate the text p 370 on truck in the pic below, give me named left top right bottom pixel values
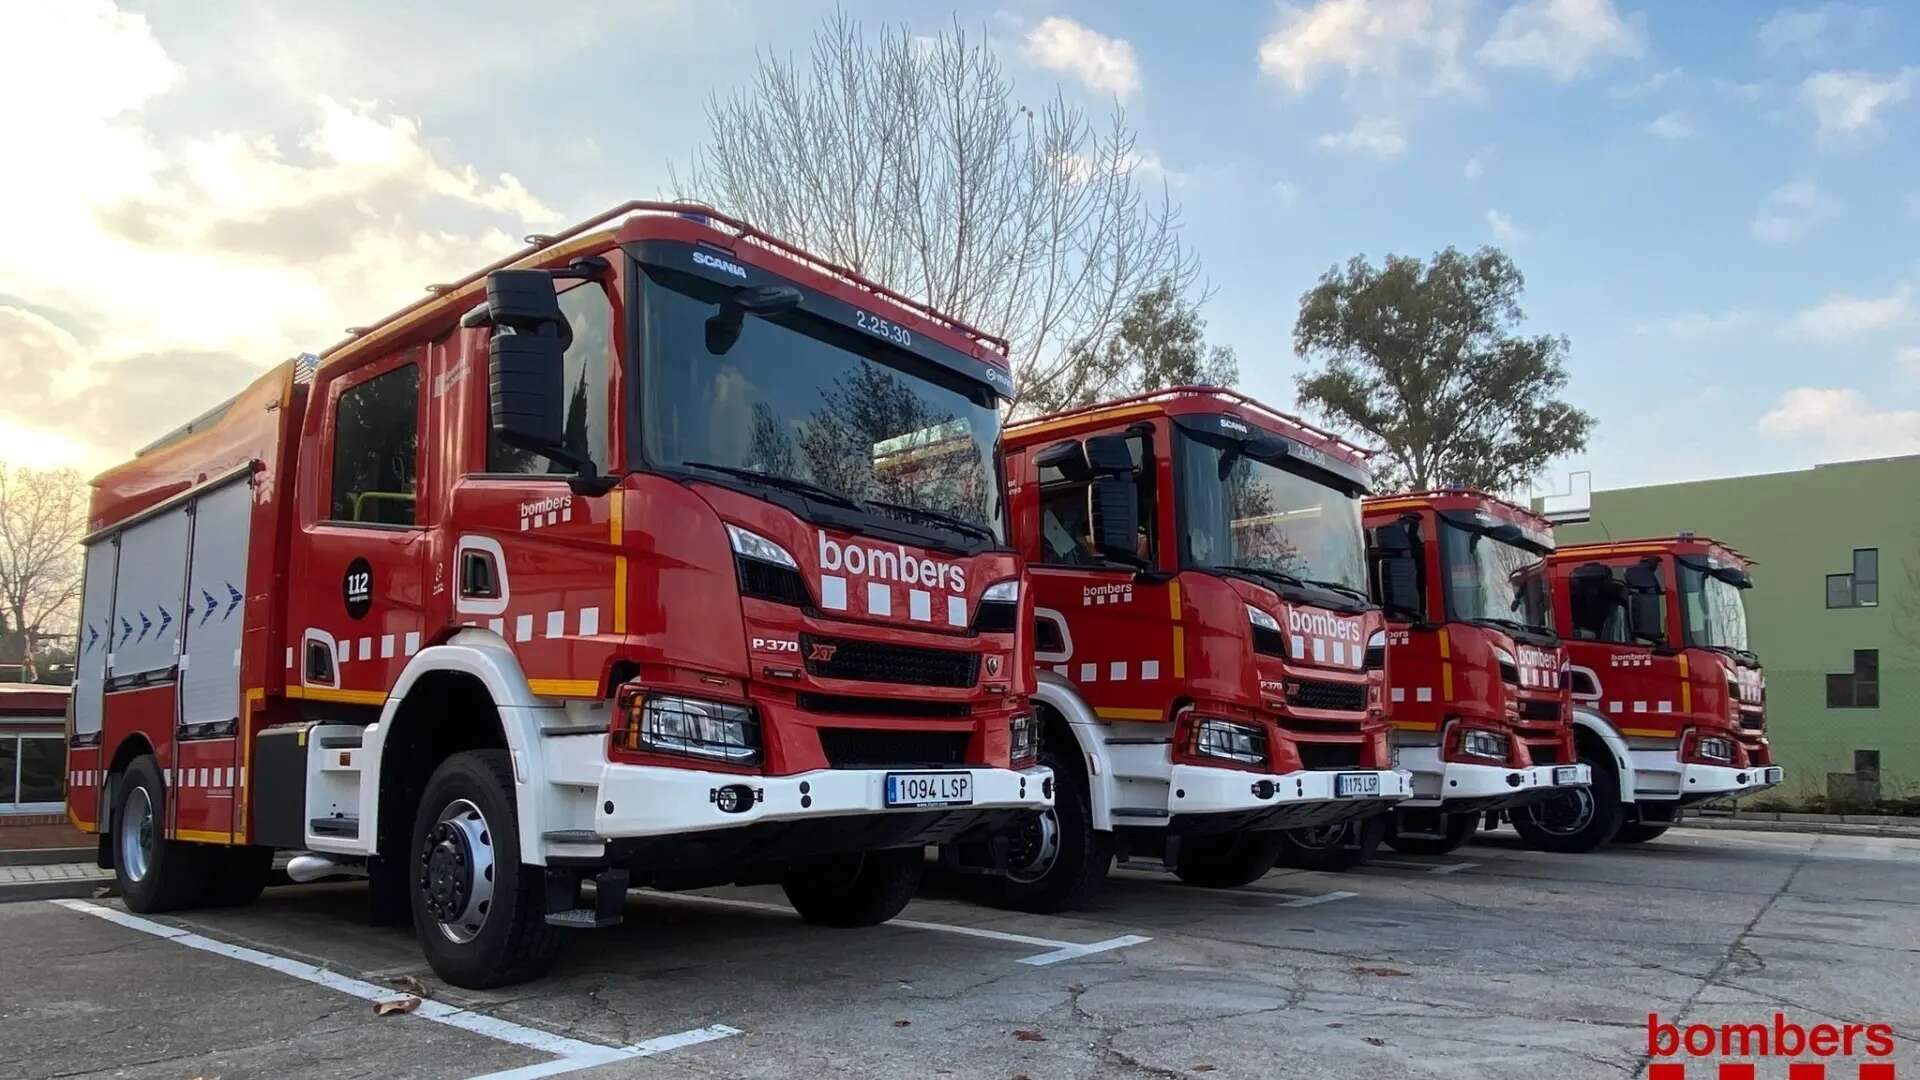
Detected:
left=63, top=201, right=1052, bottom=987
left=987, top=387, right=1410, bottom=911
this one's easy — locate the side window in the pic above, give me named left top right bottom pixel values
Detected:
left=1567, top=565, right=1629, bottom=643
left=1034, top=434, right=1153, bottom=567
left=330, top=363, right=420, bottom=525
left=489, top=281, right=613, bottom=474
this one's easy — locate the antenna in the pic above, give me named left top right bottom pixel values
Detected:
left=1536, top=470, right=1592, bottom=525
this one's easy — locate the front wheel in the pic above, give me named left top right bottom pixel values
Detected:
left=782, top=848, right=923, bottom=927
left=409, top=750, right=562, bottom=988
left=1384, top=810, right=1478, bottom=855
left=987, top=744, right=1112, bottom=913
left=1613, top=822, right=1669, bottom=844
left=1276, top=815, right=1386, bottom=872
left=1511, top=753, right=1623, bottom=853
left=1173, top=830, right=1288, bottom=888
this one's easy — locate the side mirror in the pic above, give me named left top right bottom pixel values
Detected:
left=1034, top=440, right=1091, bottom=482
left=706, top=285, right=802, bottom=355
left=1378, top=555, right=1421, bottom=619
left=1372, top=521, right=1414, bottom=555
left=485, top=269, right=572, bottom=462
left=1623, top=561, right=1666, bottom=644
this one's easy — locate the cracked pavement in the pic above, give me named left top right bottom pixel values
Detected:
left=1, top=826, right=1913, bottom=1078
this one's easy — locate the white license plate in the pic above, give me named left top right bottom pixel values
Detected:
left=1553, top=766, right=1582, bottom=785
left=1334, top=772, right=1380, bottom=798
left=885, top=771, right=973, bottom=807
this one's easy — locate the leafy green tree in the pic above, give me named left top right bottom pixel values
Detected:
left=1292, top=247, right=1593, bottom=493
left=1029, top=280, right=1239, bottom=414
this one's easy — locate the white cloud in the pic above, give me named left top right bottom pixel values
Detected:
left=1462, top=152, right=1485, bottom=180
left=1477, top=0, right=1646, bottom=82
left=1800, top=68, right=1916, bottom=143
left=1646, top=111, right=1693, bottom=139
left=1784, top=284, right=1915, bottom=343
left=1272, top=179, right=1302, bottom=205
left=1758, top=3, right=1886, bottom=57
left=1256, top=0, right=1476, bottom=97
left=1750, top=179, right=1842, bottom=244
left=1713, top=78, right=1769, bottom=102
left=1315, top=117, right=1408, bottom=157
left=1486, top=208, right=1522, bottom=241
left=1634, top=309, right=1756, bottom=339
left=1024, top=16, right=1142, bottom=101
left=1609, top=66, right=1681, bottom=100
left=1896, top=344, right=1920, bottom=382
left=1757, top=387, right=1920, bottom=463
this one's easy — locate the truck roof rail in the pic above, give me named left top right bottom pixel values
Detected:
left=1009, top=384, right=1375, bottom=460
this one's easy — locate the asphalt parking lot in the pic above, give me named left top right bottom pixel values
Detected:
left=1, top=826, right=1913, bottom=1080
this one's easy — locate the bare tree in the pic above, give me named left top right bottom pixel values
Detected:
left=0, top=463, right=87, bottom=679
left=675, top=12, right=1199, bottom=414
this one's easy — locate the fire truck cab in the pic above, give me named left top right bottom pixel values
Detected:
left=1525, top=536, right=1783, bottom=849
left=65, top=202, right=1052, bottom=987
left=1350, top=490, right=1591, bottom=858
left=989, top=387, right=1410, bottom=911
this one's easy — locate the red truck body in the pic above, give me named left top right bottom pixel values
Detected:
left=65, top=201, right=1052, bottom=985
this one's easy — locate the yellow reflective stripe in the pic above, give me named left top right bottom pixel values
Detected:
left=1392, top=720, right=1440, bottom=732
left=1437, top=628, right=1451, bottom=658
left=529, top=678, right=601, bottom=698
left=173, top=828, right=236, bottom=845
left=1619, top=727, right=1672, bottom=738
left=1169, top=581, right=1185, bottom=678
left=1094, top=707, right=1163, bottom=722
left=610, top=493, right=627, bottom=635
left=1677, top=653, right=1691, bottom=714
left=1441, top=662, right=1454, bottom=701
left=285, top=685, right=388, bottom=707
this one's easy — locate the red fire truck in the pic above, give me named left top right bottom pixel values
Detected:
left=1518, top=536, right=1782, bottom=850
left=987, top=387, right=1410, bottom=911
left=1323, top=490, right=1592, bottom=860
left=64, top=201, right=1053, bottom=987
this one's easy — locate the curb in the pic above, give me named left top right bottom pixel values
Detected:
left=1676, top=818, right=1920, bottom=841
left=0, top=847, right=96, bottom=868
left=0, top=879, right=113, bottom=904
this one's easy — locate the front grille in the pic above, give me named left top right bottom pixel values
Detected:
left=1524, top=742, right=1564, bottom=765
left=1288, top=679, right=1368, bottom=712
left=801, top=635, right=979, bottom=688
left=1518, top=699, right=1563, bottom=724
left=1739, top=713, right=1766, bottom=731
left=819, top=728, right=972, bottom=768
left=1293, top=740, right=1362, bottom=769
left=796, top=693, right=972, bottom=719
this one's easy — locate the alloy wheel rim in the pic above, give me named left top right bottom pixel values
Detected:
left=419, top=798, right=497, bottom=944
left=1006, top=809, right=1062, bottom=884
left=1526, top=787, right=1595, bottom=836
left=121, top=786, right=154, bottom=884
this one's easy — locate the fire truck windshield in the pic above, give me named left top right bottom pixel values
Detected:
left=1679, top=558, right=1751, bottom=652
left=639, top=270, right=1005, bottom=546
left=1177, top=434, right=1368, bottom=596
left=1439, top=521, right=1553, bottom=634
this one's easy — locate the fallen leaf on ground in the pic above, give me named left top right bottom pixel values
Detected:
left=1191, top=1066, right=1217, bottom=1073
left=1013, top=1029, right=1046, bottom=1042
left=1364, top=1037, right=1386, bottom=1047
left=1352, top=966, right=1411, bottom=977
left=384, top=975, right=429, bottom=997
left=894, top=1020, right=911, bottom=1028
left=375, top=996, right=421, bottom=1016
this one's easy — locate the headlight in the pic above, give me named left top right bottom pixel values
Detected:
left=725, top=523, right=797, bottom=568
left=1246, top=604, right=1281, bottom=632
left=1457, top=727, right=1509, bottom=762
left=1009, top=713, right=1038, bottom=768
left=982, top=579, right=1020, bottom=603
left=974, top=578, right=1020, bottom=634
left=1492, top=645, right=1519, bottom=685
left=623, top=693, right=761, bottom=764
left=1696, top=735, right=1734, bottom=763
left=1189, top=717, right=1269, bottom=766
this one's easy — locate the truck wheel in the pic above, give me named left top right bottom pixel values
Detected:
left=782, top=848, right=923, bottom=927
left=114, top=755, right=213, bottom=913
left=1276, top=815, right=1386, bottom=872
left=1613, top=823, right=1670, bottom=844
left=409, top=750, right=562, bottom=989
left=203, top=846, right=275, bottom=907
left=987, top=745, right=1112, bottom=913
left=1173, top=830, right=1288, bottom=888
left=1383, top=811, right=1477, bottom=855
left=1511, top=753, right=1623, bottom=853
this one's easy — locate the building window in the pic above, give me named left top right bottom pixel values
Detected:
left=1825, top=649, right=1879, bottom=709
left=329, top=363, right=420, bottom=525
left=0, top=734, right=66, bottom=810
left=1825, top=548, right=1878, bottom=608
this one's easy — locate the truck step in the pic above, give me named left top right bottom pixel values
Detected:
left=544, top=908, right=623, bottom=929
left=542, top=830, right=604, bottom=844
left=310, top=816, right=360, bottom=838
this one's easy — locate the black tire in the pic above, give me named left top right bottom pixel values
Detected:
left=409, top=750, right=562, bottom=989
left=1384, top=810, right=1478, bottom=855
left=203, top=845, right=274, bottom=907
left=1614, top=822, right=1670, bottom=844
left=114, top=755, right=214, bottom=913
left=1173, top=830, right=1289, bottom=888
left=986, top=743, right=1113, bottom=913
left=1276, top=815, right=1386, bottom=872
left=1511, top=752, right=1623, bottom=853
left=782, top=847, right=923, bottom=927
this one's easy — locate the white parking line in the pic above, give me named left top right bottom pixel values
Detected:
left=644, top=891, right=1151, bottom=966
left=1368, top=860, right=1481, bottom=875
left=1271, top=889, right=1357, bottom=907
left=48, top=899, right=740, bottom=1079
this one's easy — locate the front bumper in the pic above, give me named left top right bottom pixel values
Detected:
left=1166, top=764, right=1411, bottom=835
left=1628, top=750, right=1784, bottom=803
left=1396, top=745, right=1590, bottom=810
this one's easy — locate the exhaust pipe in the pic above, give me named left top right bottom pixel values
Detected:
left=286, top=854, right=369, bottom=883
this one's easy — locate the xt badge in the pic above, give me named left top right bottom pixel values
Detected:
left=808, top=642, right=838, bottom=662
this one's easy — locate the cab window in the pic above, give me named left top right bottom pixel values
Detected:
left=488, top=280, right=613, bottom=474
left=1567, top=564, right=1630, bottom=642
left=1034, top=434, right=1154, bottom=567
left=330, top=363, right=420, bottom=525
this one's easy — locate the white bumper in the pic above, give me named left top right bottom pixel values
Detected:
left=1167, top=763, right=1411, bottom=815
left=592, top=763, right=1053, bottom=839
left=1396, top=745, right=1590, bottom=808
left=1628, top=750, right=1785, bottom=802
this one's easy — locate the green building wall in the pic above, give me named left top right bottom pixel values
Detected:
left=1546, top=454, right=1919, bottom=805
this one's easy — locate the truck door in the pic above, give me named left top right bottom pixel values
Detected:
left=1563, top=556, right=1682, bottom=728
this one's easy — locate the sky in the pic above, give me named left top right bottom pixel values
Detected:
left=0, top=0, right=1915, bottom=497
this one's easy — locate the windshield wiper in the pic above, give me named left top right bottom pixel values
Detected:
left=679, top=461, right=866, bottom=511
left=862, top=497, right=998, bottom=544
left=1206, top=564, right=1307, bottom=590
left=1470, top=615, right=1556, bottom=639
left=1300, top=577, right=1369, bottom=602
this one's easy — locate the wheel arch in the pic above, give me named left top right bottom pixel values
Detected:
left=1570, top=705, right=1637, bottom=803
left=1033, top=671, right=1115, bottom=832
